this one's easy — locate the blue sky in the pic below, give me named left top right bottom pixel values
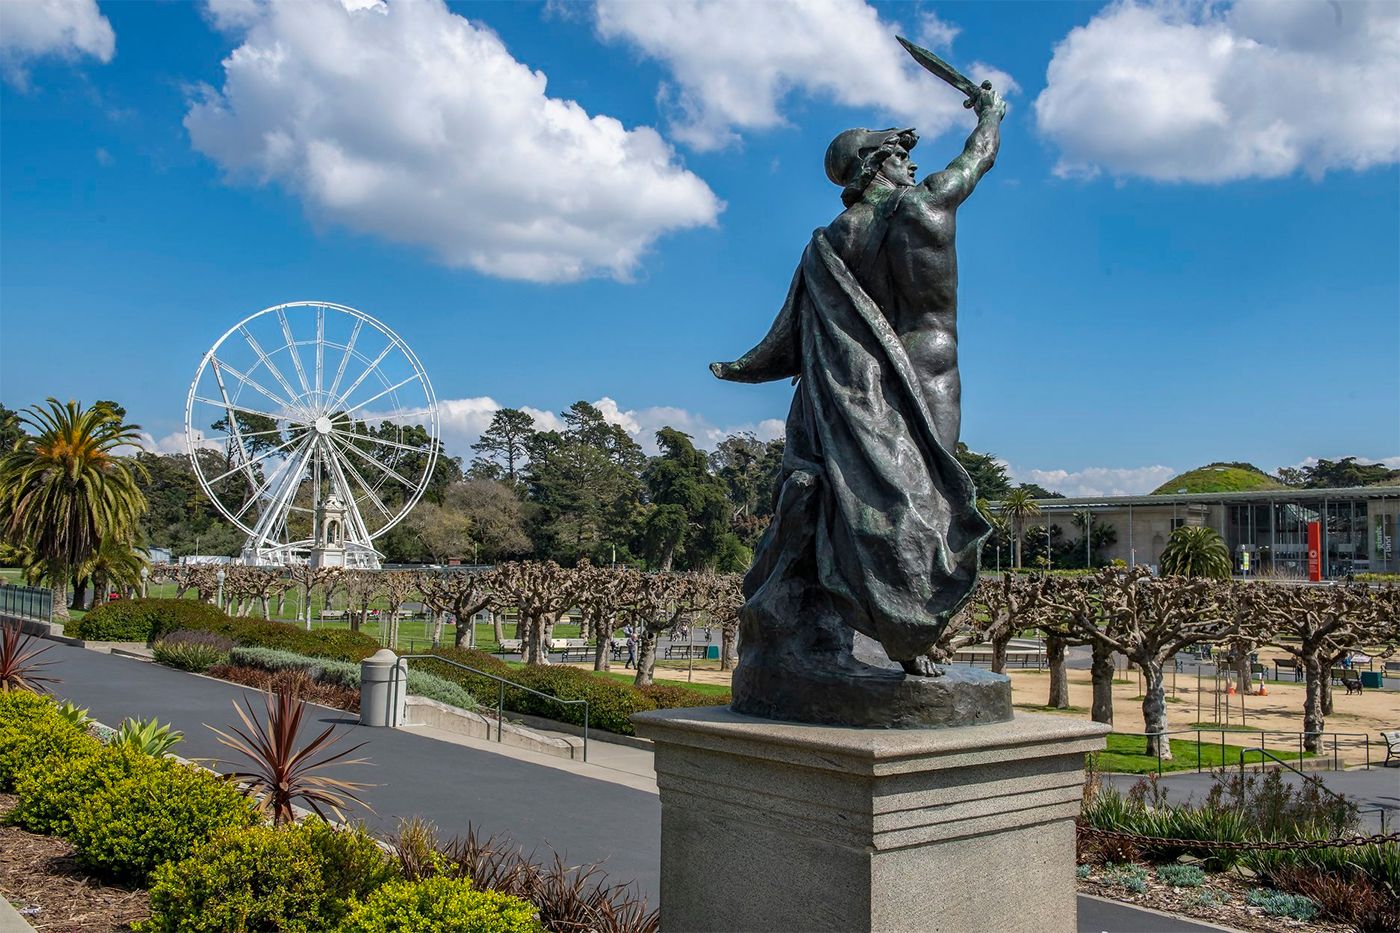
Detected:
left=1, top=0, right=1396, bottom=496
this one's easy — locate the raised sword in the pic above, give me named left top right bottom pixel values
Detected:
left=896, top=35, right=992, bottom=108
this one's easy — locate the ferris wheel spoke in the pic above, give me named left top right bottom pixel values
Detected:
left=232, top=435, right=312, bottom=522
left=328, top=340, right=396, bottom=413
left=321, top=441, right=381, bottom=541
left=276, top=307, right=313, bottom=401
left=205, top=432, right=304, bottom=487
left=331, top=428, right=427, bottom=456
left=202, top=426, right=288, bottom=446
left=210, top=360, right=259, bottom=490
left=315, top=306, right=325, bottom=399
left=329, top=432, right=418, bottom=491
left=212, top=356, right=298, bottom=415
left=192, top=394, right=290, bottom=425
left=368, top=407, right=435, bottom=424
left=248, top=438, right=316, bottom=543
left=340, top=374, right=421, bottom=418
left=326, top=317, right=364, bottom=404
left=239, top=324, right=308, bottom=415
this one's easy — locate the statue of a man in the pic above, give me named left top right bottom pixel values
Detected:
left=711, top=85, right=1007, bottom=725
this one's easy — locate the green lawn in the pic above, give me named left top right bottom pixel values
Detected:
left=1094, top=732, right=1313, bottom=774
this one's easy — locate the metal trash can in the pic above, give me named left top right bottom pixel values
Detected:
left=360, top=649, right=406, bottom=727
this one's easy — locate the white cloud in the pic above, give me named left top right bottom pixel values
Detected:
left=434, top=394, right=784, bottom=458
left=1034, top=0, right=1400, bottom=182
left=0, top=0, right=115, bottom=87
left=593, top=0, right=1016, bottom=151
left=185, top=0, right=722, bottom=283
left=1011, top=464, right=1178, bottom=498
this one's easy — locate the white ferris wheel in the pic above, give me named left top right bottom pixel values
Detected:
left=185, top=301, right=439, bottom=569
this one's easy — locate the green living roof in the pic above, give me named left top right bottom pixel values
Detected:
left=1151, top=463, right=1285, bottom=495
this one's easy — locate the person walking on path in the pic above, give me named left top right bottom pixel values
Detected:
left=625, top=632, right=637, bottom=670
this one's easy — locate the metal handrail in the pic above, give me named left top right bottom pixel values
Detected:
left=392, top=654, right=590, bottom=763
left=1110, top=727, right=1373, bottom=775
left=1238, top=748, right=1391, bottom=835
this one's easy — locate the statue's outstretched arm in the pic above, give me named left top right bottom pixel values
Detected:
left=924, top=88, right=1005, bottom=207
left=711, top=260, right=803, bottom=384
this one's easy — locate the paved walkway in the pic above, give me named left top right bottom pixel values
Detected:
left=40, top=643, right=1232, bottom=932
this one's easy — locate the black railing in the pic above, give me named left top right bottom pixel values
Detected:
left=1111, top=727, right=1373, bottom=775
left=0, top=584, right=52, bottom=624
left=391, top=654, right=590, bottom=762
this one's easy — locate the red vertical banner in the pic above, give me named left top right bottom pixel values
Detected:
left=1307, top=521, right=1322, bottom=581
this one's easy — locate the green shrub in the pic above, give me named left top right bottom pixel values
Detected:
left=1194, top=889, right=1231, bottom=908
left=1157, top=864, right=1206, bottom=888
left=1246, top=888, right=1318, bottom=921
left=336, top=875, right=543, bottom=933
left=0, top=695, right=96, bottom=790
left=228, top=647, right=479, bottom=711
left=114, top=716, right=183, bottom=756
left=11, top=743, right=149, bottom=836
left=1102, top=863, right=1150, bottom=894
left=636, top=683, right=722, bottom=709
left=70, top=598, right=231, bottom=643
left=152, top=630, right=233, bottom=672
left=142, top=819, right=397, bottom=932
left=68, top=756, right=257, bottom=882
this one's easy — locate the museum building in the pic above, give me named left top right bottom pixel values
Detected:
left=1015, top=486, right=1400, bottom=578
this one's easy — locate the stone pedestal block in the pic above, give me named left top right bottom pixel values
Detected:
left=633, top=707, right=1107, bottom=933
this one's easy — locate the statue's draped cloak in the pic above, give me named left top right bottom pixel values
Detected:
left=729, top=192, right=991, bottom=661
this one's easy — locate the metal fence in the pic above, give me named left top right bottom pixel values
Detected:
left=0, top=584, right=52, bottom=624
left=1111, top=727, right=1375, bottom=775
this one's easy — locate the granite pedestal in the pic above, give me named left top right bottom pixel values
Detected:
left=633, top=707, right=1108, bottom=933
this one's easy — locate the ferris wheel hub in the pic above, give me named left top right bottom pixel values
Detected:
left=314, top=415, right=333, bottom=435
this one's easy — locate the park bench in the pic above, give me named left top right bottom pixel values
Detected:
left=1273, top=659, right=1302, bottom=682
left=319, top=610, right=345, bottom=620
left=664, top=643, right=708, bottom=660
left=1382, top=731, right=1400, bottom=767
left=496, top=638, right=523, bottom=655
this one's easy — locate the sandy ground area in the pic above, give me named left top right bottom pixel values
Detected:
left=581, top=657, right=1400, bottom=767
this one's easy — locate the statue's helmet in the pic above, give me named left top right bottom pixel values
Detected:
left=824, top=127, right=918, bottom=187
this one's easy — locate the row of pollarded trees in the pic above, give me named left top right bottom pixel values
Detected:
left=931, top=569, right=1399, bottom=757
left=149, top=560, right=744, bottom=686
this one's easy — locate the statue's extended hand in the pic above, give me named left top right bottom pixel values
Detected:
left=710, top=361, right=736, bottom=380
left=971, top=85, right=1006, bottom=120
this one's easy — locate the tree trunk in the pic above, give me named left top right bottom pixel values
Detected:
left=349, top=610, right=361, bottom=633
left=49, top=584, right=70, bottom=621
left=1090, top=641, right=1115, bottom=726
left=1320, top=666, right=1335, bottom=716
left=276, top=591, right=286, bottom=616
left=431, top=611, right=444, bottom=648
left=1141, top=661, right=1172, bottom=760
left=303, top=586, right=313, bottom=631
left=1303, top=656, right=1325, bottom=753
left=721, top=624, right=738, bottom=672
left=1046, top=635, right=1069, bottom=708
left=521, top=614, right=540, bottom=664
left=593, top=613, right=613, bottom=672
left=491, top=610, right=503, bottom=645
left=634, top=631, right=658, bottom=686
left=1235, top=650, right=1253, bottom=697
left=1013, top=535, right=1022, bottom=570
left=71, top=577, right=88, bottom=611
left=991, top=631, right=1012, bottom=674
left=259, top=596, right=271, bottom=619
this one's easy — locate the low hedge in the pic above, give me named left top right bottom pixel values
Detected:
left=336, top=875, right=543, bottom=933
left=228, top=647, right=480, bottom=712
left=68, top=754, right=258, bottom=882
left=416, top=648, right=725, bottom=737
left=69, top=598, right=230, bottom=642
left=142, top=820, right=397, bottom=932
left=0, top=693, right=97, bottom=790
left=11, top=743, right=150, bottom=836
left=70, top=597, right=382, bottom=661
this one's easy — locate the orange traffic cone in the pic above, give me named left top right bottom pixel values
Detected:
left=1226, top=683, right=1237, bottom=696
left=1257, top=684, right=1268, bottom=697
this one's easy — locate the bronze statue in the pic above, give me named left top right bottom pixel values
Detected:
left=711, top=38, right=1010, bottom=726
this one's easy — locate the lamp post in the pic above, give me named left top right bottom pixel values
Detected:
left=216, top=568, right=226, bottom=611
left=140, top=566, right=149, bottom=599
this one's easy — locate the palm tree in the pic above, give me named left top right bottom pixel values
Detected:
left=1159, top=525, right=1231, bottom=579
left=81, top=536, right=149, bottom=606
left=0, top=399, right=148, bottom=613
left=998, top=488, right=1041, bottom=570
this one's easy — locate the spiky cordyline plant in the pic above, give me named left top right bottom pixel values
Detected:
left=209, top=673, right=373, bottom=825
left=0, top=622, right=58, bottom=693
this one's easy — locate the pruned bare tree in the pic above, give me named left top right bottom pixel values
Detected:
left=492, top=561, right=581, bottom=664
left=340, top=570, right=385, bottom=634
left=1042, top=568, right=1233, bottom=759
left=419, top=568, right=497, bottom=649
left=966, top=573, right=1046, bottom=674
left=573, top=560, right=637, bottom=671
left=380, top=571, right=420, bottom=648
left=288, top=565, right=340, bottom=631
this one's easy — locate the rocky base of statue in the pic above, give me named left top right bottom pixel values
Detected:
left=731, top=631, right=1012, bottom=728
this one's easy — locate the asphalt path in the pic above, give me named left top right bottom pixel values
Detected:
left=36, top=643, right=662, bottom=897
left=37, top=643, right=1231, bottom=932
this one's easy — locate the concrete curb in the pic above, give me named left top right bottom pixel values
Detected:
left=0, top=894, right=40, bottom=932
